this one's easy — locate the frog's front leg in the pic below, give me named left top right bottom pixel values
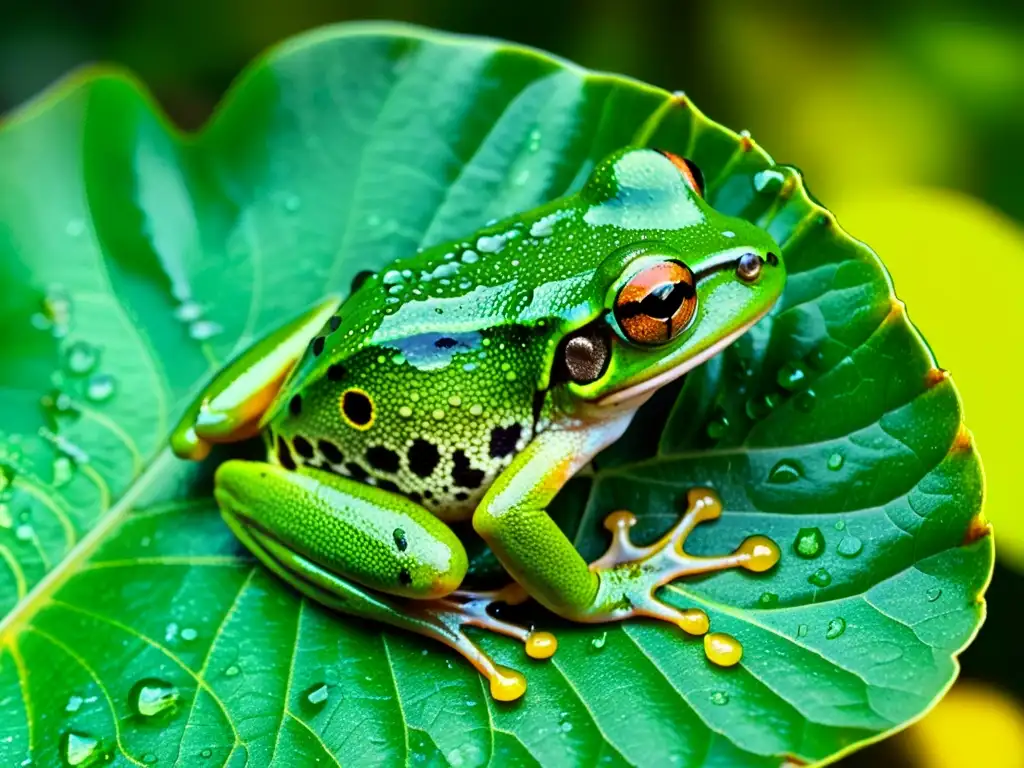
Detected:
left=214, top=460, right=556, bottom=701
left=171, top=296, right=342, bottom=460
left=473, top=423, right=780, bottom=632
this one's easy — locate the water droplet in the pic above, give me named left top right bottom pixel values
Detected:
left=529, top=213, right=558, bottom=238
left=130, top=678, right=180, bottom=718
left=703, top=632, right=743, bottom=667
left=776, top=361, right=808, bottom=391
left=834, top=520, right=846, bottom=531
left=793, top=527, right=825, bottom=559
left=174, top=301, right=203, bottom=323
left=224, top=664, right=240, bottom=677
left=180, top=628, right=197, bottom=641
left=460, top=250, right=479, bottom=264
left=476, top=234, right=507, bottom=253
left=304, top=683, right=329, bottom=707
left=142, top=754, right=157, bottom=765
left=199, top=748, right=213, bottom=759
left=709, top=690, right=729, bottom=706
left=753, top=169, right=786, bottom=194
left=591, top=631, right=607, bottom=651
left=768, top=459, right=802, bottom=484
left=61, top=731, right=100, bottom=767
left=65, top=695, right=84, bottom=713
left=744, top=394, right=777, bottom=421
left=706, top=415, right=729, bottom=439
left=926, top=586, right=943, bottom=602
left=560, top=721, right=573, bottom=733
left=15, top=523, right=33, bottom=541
left=85, top=373, right=116, bottom=403
left=825, top=617, right=847, bottom=640
left=189, top=320, right=222, bottom=341
left=808, top=568, right=833, bottom=588
left=797, top=624, right=808, bottom=638
left=164, top=622, right=178, bottom=642
left=794, top=389, right=817, bottom=412
left=758, top=592, right=779, bottom=607
left=64, top=341, right=99, bottom=375
left=827, top=453, right=844, bottom=471
left=837, top=535, right=863, bottom=558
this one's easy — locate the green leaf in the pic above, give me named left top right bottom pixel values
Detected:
left=0, top=23, right=990, bottom=767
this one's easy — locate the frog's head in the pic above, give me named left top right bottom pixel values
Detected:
left=553, top=147, right=785, bottom=412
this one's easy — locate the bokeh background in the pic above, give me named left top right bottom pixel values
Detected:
left=3, top=1, right=1022, bottom=765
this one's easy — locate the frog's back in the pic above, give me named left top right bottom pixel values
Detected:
left=269, top=321, right=550, bottom=521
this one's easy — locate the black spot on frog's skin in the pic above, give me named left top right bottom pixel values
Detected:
left=350, top=270, right=375, bottom=293
left=328, top=316, right=342, bottom=333
left=452, top=450, right=485, bottom=489
left=289, top=394, right=302, bottom=417
left=366, top=446, right=400, bottom=473
left=455, top=491, right=469, bottom=502
left=292, top=435, right=315, bottom=459
left=318, top=440, right=344, bottom=465
left=345, top=462, right=368, bottom=481
left=393, top=528, right=408, bottom=551
left=408, top=439, right=440, bottom=478
left=398, top=568, right=412, bottom=586
left=434, top=337, right=458, bottom=349
left=327, top=363, right=346, bottom=382
left=276, top=436, right=296, bottom=471
left=312, top=336, right=325, bottom=357
left=377, top=479, right=400, bottom=494
left=423, top=489, right=433, bottom=500
left=531, top=389, right=546, bottom=431
left=341, top=389, right=374, bottom=427
left=489, top=424, right=522, bottom=459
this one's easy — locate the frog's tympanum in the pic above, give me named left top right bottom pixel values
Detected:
left=172, top=147, right=785, bottom=700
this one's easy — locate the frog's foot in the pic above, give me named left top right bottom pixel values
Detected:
left=409, top=583, right=557, bottom=701
left=585, top=488, right=780, bottom=632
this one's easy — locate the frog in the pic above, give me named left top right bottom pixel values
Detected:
left=170, top=146, right=786, bottom=701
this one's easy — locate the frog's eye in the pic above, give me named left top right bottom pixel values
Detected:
left=657, top=150, right=705, bottom=197
left=613, top=260, right=697, bottom=346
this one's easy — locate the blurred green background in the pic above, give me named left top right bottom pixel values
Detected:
left=4, top=1, right=1022, bottom=765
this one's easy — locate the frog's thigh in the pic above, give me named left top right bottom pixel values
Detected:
left=215, top=460, right=468, bottom=599
left=171, top=296, right=342, bottom=460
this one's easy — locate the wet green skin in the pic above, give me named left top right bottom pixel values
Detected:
left=172, top=147, right=784, bottom=629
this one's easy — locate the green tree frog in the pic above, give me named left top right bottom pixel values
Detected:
left=171, top=147, right=785, bottom=701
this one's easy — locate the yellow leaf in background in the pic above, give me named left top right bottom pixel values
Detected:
left=899, top=682, right=1024, bottom=768
left=833, top=186, right=1024, bottom=571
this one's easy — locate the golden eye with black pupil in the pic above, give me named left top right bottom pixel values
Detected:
left=736, top=252, right=763, bottom=283
left=657, top=150, right=705, bottom=197
left=614, top=261, right=697, bottom=345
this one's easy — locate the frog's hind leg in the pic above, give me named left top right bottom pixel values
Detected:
left=216, top=460, right=553, bottom=701
left=589, top=488, right=780, bottom=632
left=171, top=295, right=342, bottom=460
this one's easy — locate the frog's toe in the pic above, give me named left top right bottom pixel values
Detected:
left=587, top=488, right=780, bottom=632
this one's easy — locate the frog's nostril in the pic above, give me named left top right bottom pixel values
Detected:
left=766, top=252, right=779, bottom=267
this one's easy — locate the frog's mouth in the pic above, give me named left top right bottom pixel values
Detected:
left=594, top=304, right=773, bottom=409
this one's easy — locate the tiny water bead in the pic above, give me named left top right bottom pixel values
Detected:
left=64, top=341, right=99, bottom=375
left=808, top=568, right=833, bottom=588
left=776, top=361, right=808, bottom=391
left=61, top=731, right=100, bottom=767
left=768, top=459, right=802, bottom=484
left=825, top=617, right=847, bottom=640
left=304, top=683, right=330, bottom=707
left=189, top=320, right=223, bottom=341
left=706, top=415, right=730, bottom=439
left=85, top=373, right=116, bottom=403
left=753, top=169, right=787, bottom=194
left=709, top=691, right=730, bottom=706
left=837, top=535, right=863, bottom=558
left=793, top=527, right=825, bottom=559
left=180, top=627, right=198, bottom=641
left=130, top=678, right=180, bottom=718
left=797, top=624, right=809, bottom=638
left=758, top=592, right=779, bottom=608
left=926, top=586, right=943, bottom=602
left=794, top=389, right=817, bottom=413
left=591, top=632, right=608, bottom=651
left=827, top=453, right=845, bottom=471
left=224, top=664, right=241, bottom=677
left=704, top=632, right=743, bottom=667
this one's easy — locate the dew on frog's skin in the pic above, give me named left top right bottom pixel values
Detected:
left=706, top=415, right=730, bottom=440
left=164, top=623, right=178, bottom=642
left=85, top=373, right=116, bottom=403
left=303, top=683, right=330, bottom=707
left=794, top=389, right=817, bottom=412
left=60, top=731, right=101, bottom=767
left=476, top=234, right=507, bottom=253
left=825, top=617, right=847, bottom=639
left=709, top=691, right=730, bottom=706
left=808, top=568, right=833, bottom=588
left=926, top=587, right=943, bottom=602
left=15, top=523, right=34, bottom=542
left=382, top=270, right=405, bottom=285
left=189, top=320, right=223, bottom=341
left=398, top=406, right=413, bottom=419
left=768, top=459, right=802, bottom=485
left=793, top=527, right=825, bottom=559
left=460, top=250, right=479, bottom=265
left=827, top=453, right=844, bottom=471
left=180, top=627, right=197, bottom=641
left=776, top=361, right=808, bottom=391
left=753, top=169, right=787, bottom=194
left=758, top=592, right=779, bottom=607
left=837, top=535, right=863, bottom=558
left=129, top=678, right=180, bottom=718
left=224, top=664, right=241, bottom=677
left=591, top=631, right=607, bottom=651
left=174, top=300, right=203, bottom=323
left=52, top=456, right=74, bottom=487
left=797, top=624, right=809, bottom=638
left=704, top=632, right=743, bottom=667
left=64, top=341, right=99, bottom=376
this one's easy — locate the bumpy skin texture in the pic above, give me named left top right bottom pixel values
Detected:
left=172, top=146, right=786, bottom=699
